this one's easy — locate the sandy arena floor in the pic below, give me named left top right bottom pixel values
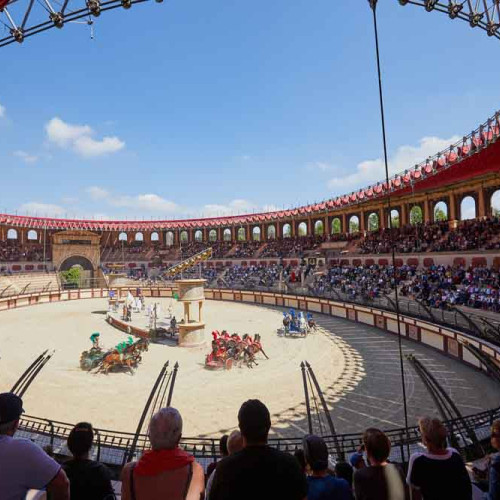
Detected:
left=1, top=297, right=499, bottom=439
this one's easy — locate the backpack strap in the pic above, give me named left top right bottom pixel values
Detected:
left=129, top=463, right=137, bottom=500
left=182, top=462, right=193, bottom=500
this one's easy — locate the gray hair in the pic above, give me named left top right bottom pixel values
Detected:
left=149, top=407, right=183, bottom=450
left=227, top=430, right=244, bottom=455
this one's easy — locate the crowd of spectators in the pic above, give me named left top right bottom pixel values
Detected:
left=221, top=264, right=286, bottom=289
left=260, top=236, right=325, bottom=258
left=402, top=265, right=500, bottom=312
left=3, top=392, right=497, bottom=500
left=0, top=241, right=51, bottom=262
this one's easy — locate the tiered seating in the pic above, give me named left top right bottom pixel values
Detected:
left=0, top=272, right=60, bottom=296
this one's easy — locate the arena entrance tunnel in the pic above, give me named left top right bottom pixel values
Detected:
left=59, top=255, right=95, bottom=288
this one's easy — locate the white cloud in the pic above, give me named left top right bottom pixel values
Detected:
left=306, top=161, right=335, bottom=172
left=201, top=199, right=257, bottom=217
left=0, top=102, right=5, bottom=118
left=19, top=202, right=66, bottom=217
left=45, top=117, right=125, bottom=157
left=87, top=186, right=109, bottom=200
left=13, top=150, right=39, bottom=164
left=327, top=135, right=461, bottom=193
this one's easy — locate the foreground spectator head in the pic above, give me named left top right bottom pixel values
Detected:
left=227, top=429, right=244, bottom=455
left=67, top=422, right=94, bottom=459
left=149, top=407, right=183, bottom=450
left=334, top=461, right=354, bottom=488
left=238, top=399, right=271, bottom=445
left=219, top=434, right=229, bottom=457
left=362, top=428, right=391, bottom=465
left=491, top=420, right=500, bottom=451
left=0, top=392, right=24, bottom=435
left=418, top=416, right=447, bottom=452
left=303, top=434, right=329, bottom=472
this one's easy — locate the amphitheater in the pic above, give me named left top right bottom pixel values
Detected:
left=2, top=0, right=500, bottom=498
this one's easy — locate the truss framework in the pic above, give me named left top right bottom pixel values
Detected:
left=1, top=0, right=499, bottom=48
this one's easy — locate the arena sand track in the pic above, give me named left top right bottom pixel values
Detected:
left=0, top=298, right=499, bottom=439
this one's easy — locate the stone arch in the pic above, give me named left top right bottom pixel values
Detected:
left=252, top=226, right=261, bottom=241
left=282, top=223, right=292, bottom=238
left=314, top=220, right=324, bottom=236
left=367, top=212, right=379, bottom=231
left=27, top=229, right=38, bottom=241
left=118, top=232, right=127, bottom=242
left=491, top=189, right=500, bottom=216
left=267, top=225, right=276, bottom=240
left=410, top=205, right=423, bottom=225
left=135, top=232, right=144, bottom=242
left=389, top=209, right=400, bottom=228
left=298, top=222, right=308, bottom=236
left=194, top=230, right=203, bottom=242
left=180, top=231, right=188, bottom=243
left=460, top=195, right=476, bottom=220
left=349, top=215, right=359, bottom=233
left=237, top=227, right=246, bottom=241
left=331, top=217, right=341, bottom=234
left=7, top=228, right=18, bottom=240
left=208, top=229, right=217, bottom=242
left=60, top=255, right=94, bottom=272
left=166, top=231, right=174, bottom=246
left=433, top=201, right=448, bottom=221
left=223, top=228, right=232, bottom=242
left=151, top=232, right=159, bottom=242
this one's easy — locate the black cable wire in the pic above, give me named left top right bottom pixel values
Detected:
left=369, top=0, right=412, bottom=464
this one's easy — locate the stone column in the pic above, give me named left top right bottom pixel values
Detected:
left=341, top=213, right=347, bottom=234
left=423, top=199, right=431, bottom=224
left=324, top=215, right=330, bottom=236
left=478, top=187, right=486, bottom=218
left=401, top=204, right=408, bottom=227
left=380, top=208, right=386, bottom=229
left=360, top=211, right=365, bottom=232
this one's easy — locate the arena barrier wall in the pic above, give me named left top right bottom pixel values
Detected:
left=2, top=287, right=500, bottom=465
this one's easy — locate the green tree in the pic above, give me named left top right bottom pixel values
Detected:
left=390, top=214, right=400, bottom=228
left=331, top=218, right=341, bottom=234
left=434, top=207, right=447, bottom=222
left=368, top=214, right=379, bottom=231
left=61, top=266, right=81, bottom=286
left=314, top=221, right=324, bottom=236
left=349, top=219, right=359, bottom=233
left=410, top=207, right=423, bottom=225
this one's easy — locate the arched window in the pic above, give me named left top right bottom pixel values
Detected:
left=460, top=196, right=476, bottom=220
left=151, top=232, right=159, bottom=242
left=367, top=213, right=379, bottom=231
left=180, top=231, right=188, bottom=243
left=27, top=230, right=38, bottom=241
left=298, top=222, right=308, bottom=237
left=349, top=215, right=359, bottom=233
left=223, top=229, right=232, bottom=242
left=491, top=190, right=500, bottom=217
left=252, top=227, right=261, bottom=241
left=135, top=232, right=144, bottom=242
left=410, top=206, right=423, bottom=225
left=194, top=230, right=203, bottom=242
left=209, top=230, right=217, bottom=242
left=314, top=220, right=324, bottom=236
left=267, top=225, right=276, bottom=240
left=166, top=231, right=174, bottom=246
left=389, top=209, right=400, bottom=228
left=118, top=232, right=127, bottom=242
left=282, top=223, right=292, bottom=238
left=433, top=201, right=448, bottom=222
left=331, top=218, right=341, bottom=234
left=7, top=229, right=18, bottom=240
left=237, top=228, right=246, bottom=241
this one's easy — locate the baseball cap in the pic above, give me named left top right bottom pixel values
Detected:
left=303, top=434, right=329, bottom=471
left=0, top=393, right=24, bottom=424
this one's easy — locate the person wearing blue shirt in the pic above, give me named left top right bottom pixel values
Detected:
left=303, top=434, right=353, bottom=500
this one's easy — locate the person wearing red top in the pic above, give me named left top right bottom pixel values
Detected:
left=121, top=407, right=204, bottom=500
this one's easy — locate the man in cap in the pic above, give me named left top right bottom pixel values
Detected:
left=0, top=392, right=69, bottom=500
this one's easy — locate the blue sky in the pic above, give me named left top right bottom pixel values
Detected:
left=1, top=0, right=500, bottom=220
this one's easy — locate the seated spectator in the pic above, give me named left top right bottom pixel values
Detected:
left=0, top=392, right=69, bottom=500
left=487, top=419, right=500, bottom=500
left=210, top=399, right=307, bottom=500
left=303, top=434, right=352, bottom=500
left=353, top=428, right=406, bottom=500
left=406, top=416, right=471, bottom=500
left=121, top=407, right=204, bottom=500
left=206, top=430, right=244, bottom=499
left=335, top=461, right=354, bottom=489
left=205, top=434, right=228, bottom=482
left=63, top=421, right=115, bottom=500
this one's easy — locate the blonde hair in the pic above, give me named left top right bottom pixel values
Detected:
left=418, top=417, right=447, bottom=450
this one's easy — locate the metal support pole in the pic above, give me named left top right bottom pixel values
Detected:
left=301, top=362, right=313, bottom=434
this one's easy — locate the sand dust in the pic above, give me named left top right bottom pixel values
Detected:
left=0, top=298, right=358, bottom=438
